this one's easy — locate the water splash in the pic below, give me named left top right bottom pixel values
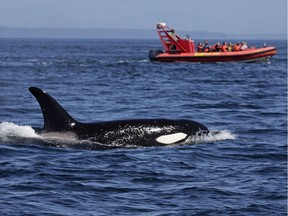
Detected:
left=185, top=130, right=236, bottom=144
left=0, top=122, right=111, bottom=150
left=0, top=122, right=41, bottom=142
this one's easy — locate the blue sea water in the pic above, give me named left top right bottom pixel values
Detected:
left=0, top=39, right=287, bottom=215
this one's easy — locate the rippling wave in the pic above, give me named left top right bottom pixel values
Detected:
left=0, top=39, right=286, bottom=215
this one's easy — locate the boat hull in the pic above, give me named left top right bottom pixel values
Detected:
left=149, top=47, right=277, bottom=63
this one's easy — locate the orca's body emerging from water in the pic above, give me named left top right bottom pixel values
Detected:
left=29, top=87, right=208, bottom=149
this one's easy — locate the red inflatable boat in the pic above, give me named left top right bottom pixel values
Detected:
left=149, top=23, right=277, bottom=63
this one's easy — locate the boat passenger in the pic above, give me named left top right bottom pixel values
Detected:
left=227, top=43, right=233, bottom=52
left=169, top=44, right=177, bottom=53
left=240, top=42, right=248, bottom=51
left=234, top=42, right=241, bottom=51
left=197, top=43, right=204, bottom=52
left=214, top=42, right=221, bottom=52
left=221, top=42, right=228, bottom=52
left=203, top=40, right=210, bottom=52
left=210, top=43, right=217, bottom=52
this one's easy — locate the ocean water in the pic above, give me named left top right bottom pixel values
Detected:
left=0, top=39, right=287, bottom=215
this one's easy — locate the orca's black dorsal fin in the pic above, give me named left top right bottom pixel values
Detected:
left=29, top=87, right=78, bottom=132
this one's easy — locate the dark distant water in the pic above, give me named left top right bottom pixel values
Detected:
left=0, top=39, right=287, bottom=215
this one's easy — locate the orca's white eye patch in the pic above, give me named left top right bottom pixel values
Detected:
left=156, top=132, right=187, bottom=144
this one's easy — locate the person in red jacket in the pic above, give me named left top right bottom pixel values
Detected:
left=234, top=42, right=241, bottom=51
left=221, top=42, right=228, bottom=52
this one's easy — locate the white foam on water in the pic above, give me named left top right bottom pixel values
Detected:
left=205, top=130, right=236, bottom=141
left=0, top=122, right=41, bottom=141
left=0, top=122, right=90, bottom=148
left=185, top=130, right=237, bottom=144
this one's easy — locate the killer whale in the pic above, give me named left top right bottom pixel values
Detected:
left=29, top=87, right=208, bottom=148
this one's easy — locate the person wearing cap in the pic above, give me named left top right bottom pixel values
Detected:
left=197, top=43, right=204, bottom=52
left=214, top=42, right=221, bottom=52
left=240, top=42, right=248, bottom=51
